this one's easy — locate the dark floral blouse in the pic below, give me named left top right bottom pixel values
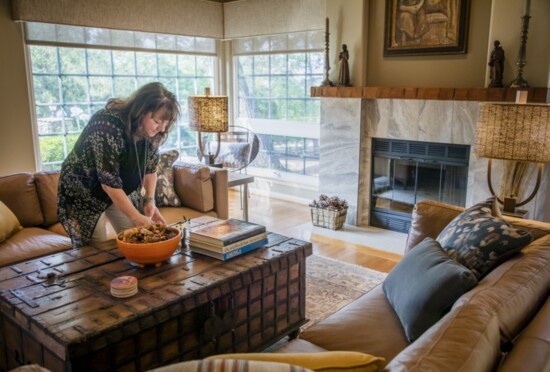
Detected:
left=58, top=109, right=159, bottom=248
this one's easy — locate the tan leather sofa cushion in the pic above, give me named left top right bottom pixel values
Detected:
left=47, top=222, right=69, bottom=237
left=173, top=164, right=214, bottom=212
left=159, top=207, right=218, bottom=225
left=385, top=305, right=501, bottom=371
left=499, top=296, right=550, bottom=372
left=0, top=227, right=72, bottom=266
left=299, top=285, right=409, bottom=363
left=0, top=173, right=44, bottom=227
left=34, top=171, right=60, bottom=227
left=405, top=200, right=463, bottom=253
left=453, top=234, right=550, bottom=342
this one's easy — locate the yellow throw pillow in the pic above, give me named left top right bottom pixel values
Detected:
left=206, top=351, right=386, bottom=372
left=0, top=201, right=22, bottom=243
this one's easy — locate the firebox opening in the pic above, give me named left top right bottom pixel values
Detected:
left=370, top=138, right=470, bottom=233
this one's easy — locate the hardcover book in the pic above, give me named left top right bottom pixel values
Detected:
left=190, top=218, right=266, bottom=246
left=190, top=232, right=268, bottom=253
left=190, top=238, right=268, bottom=261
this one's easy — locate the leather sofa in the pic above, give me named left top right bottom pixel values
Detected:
left=277, top=200, right=550, bottom=372
left=0, top=163, right=228, bottom=268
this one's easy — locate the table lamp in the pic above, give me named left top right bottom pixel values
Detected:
left=188, top=88, right=228, bottom=165
left=475, top=102, right=550, bottom=213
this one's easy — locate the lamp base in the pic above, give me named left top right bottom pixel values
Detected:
left=502, top=196, right=517, bottom=214
left=204, top=154, right=216, bottom=165
left=501, top=209, right=529, bottom=219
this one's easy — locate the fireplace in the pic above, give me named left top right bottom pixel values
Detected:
left=370, top=138, right=470, bottom=233
left=318, top=97, right=548, bottom=228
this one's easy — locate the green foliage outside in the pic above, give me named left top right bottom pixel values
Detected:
left=30, top=45, right=215, bottom=170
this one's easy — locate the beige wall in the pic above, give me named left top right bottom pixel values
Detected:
left=0, top=0, right=36, bottom=175
left=486, top=0, right=550, bottom=87
left=362, top=0, right=549, bottom=88
left=326, top=0, right=369, bottom=86
left=366, top=0, right=492, bottom=87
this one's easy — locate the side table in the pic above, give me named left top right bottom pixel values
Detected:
left=228, top=173, right=255, bottom=222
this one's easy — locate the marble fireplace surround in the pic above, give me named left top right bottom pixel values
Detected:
left=318, top=98, right=550, bottom=226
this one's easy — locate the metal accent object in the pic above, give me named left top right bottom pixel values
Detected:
left=510, top=14, right=531, bottom=88
left=321, top=17, right=334, bottom=87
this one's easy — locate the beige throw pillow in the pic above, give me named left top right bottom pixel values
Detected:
left=0, top=200, right=22, bottom=243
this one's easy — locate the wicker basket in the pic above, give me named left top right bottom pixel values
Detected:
left=310, top=206, right=348, bottom=230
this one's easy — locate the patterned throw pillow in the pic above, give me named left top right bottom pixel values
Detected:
left=437, top=197, right=533, bottom=279
left=155, top=150, right=182, bottom=207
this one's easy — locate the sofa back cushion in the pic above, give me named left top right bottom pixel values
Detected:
left=173, top=164, right=214, bottom=212
left=405, top=200, right=463, bottom=253
left=0, top=173, right=44, bottom=227
left=34, top=171, right=60, bottom=227
left=385, top=304, right=501, bottom=371
left=405, top=200, right=550, bottom=253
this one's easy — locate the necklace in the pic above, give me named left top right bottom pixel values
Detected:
left=134, top=139, right=148, bottom=198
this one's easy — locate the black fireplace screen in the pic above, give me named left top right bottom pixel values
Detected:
left=370, top=139, right=470, bottom=233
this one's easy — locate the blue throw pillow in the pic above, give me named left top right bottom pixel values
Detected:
left=437, top=197, right=533, bottom=279
left=382, top=238, right=478, bottom=342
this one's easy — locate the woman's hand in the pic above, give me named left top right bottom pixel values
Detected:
left=144, top=203, right=166, bottom=225
left=132, top=213, right=154, bottom=227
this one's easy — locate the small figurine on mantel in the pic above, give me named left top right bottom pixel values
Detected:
left=337, top=44, right=351, bottom=86
left=488, top=40, right=505, bottom=87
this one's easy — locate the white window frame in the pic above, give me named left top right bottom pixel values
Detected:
left=23, top=22, right=223, bottom=171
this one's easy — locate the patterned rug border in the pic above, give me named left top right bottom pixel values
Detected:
left=304, top=254, right=387, bottom=330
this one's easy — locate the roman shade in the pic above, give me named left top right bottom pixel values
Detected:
left=11, top=0, right=223, bottom=39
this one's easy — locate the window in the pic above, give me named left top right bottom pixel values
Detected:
left=233, top=31, right=323, bottom=178
left=25, top=22, right=217, bottom=170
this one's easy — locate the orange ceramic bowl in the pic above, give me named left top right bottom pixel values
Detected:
left=116, top=226, right=182, bottom=267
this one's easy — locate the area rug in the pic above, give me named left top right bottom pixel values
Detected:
left=304, top=254, right=387, bottom=330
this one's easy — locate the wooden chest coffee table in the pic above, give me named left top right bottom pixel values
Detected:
left=0, top=232, right=312, bottom=371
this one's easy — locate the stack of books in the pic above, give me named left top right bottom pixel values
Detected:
left=189, top=218, right=268, bottom=261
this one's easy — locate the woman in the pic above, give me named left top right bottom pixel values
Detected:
left=58, top=82, right=180, bottom=248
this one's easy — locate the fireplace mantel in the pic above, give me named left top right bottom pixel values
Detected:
left=311, top=86, right=549, bottom=103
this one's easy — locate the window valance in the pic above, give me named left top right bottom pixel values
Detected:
left=11, top=0, right=223, bottom=39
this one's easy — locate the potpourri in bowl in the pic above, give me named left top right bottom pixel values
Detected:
left=116, top=224, right=181, bottom=267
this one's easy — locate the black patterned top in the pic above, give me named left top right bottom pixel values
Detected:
left=58, top=109, right=159, bottom=248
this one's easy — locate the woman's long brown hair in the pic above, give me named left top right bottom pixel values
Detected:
left=105, top=82, right=180, bottom=147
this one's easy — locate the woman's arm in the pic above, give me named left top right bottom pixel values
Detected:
left=143, top=173, right=166, bottom=224
left=101, top=184, right=154, bottom=226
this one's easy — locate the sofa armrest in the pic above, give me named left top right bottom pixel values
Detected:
left=405, top=200, right=464, bottom=253
left=209, top=167, right=228, bottom=219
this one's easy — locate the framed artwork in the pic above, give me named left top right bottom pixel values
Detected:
left=384, top=0, right=470, bottom=56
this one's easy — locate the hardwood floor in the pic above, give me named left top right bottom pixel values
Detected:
left=227, top=190, right=401, bottom=273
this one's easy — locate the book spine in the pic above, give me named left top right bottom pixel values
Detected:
left=191, top=238, right=268, bottom=261
left=191, top=226, right=266, bottom=246
left=191, top=232, right=268, bottom=253
left=222, top=238, right=268, bottom=260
